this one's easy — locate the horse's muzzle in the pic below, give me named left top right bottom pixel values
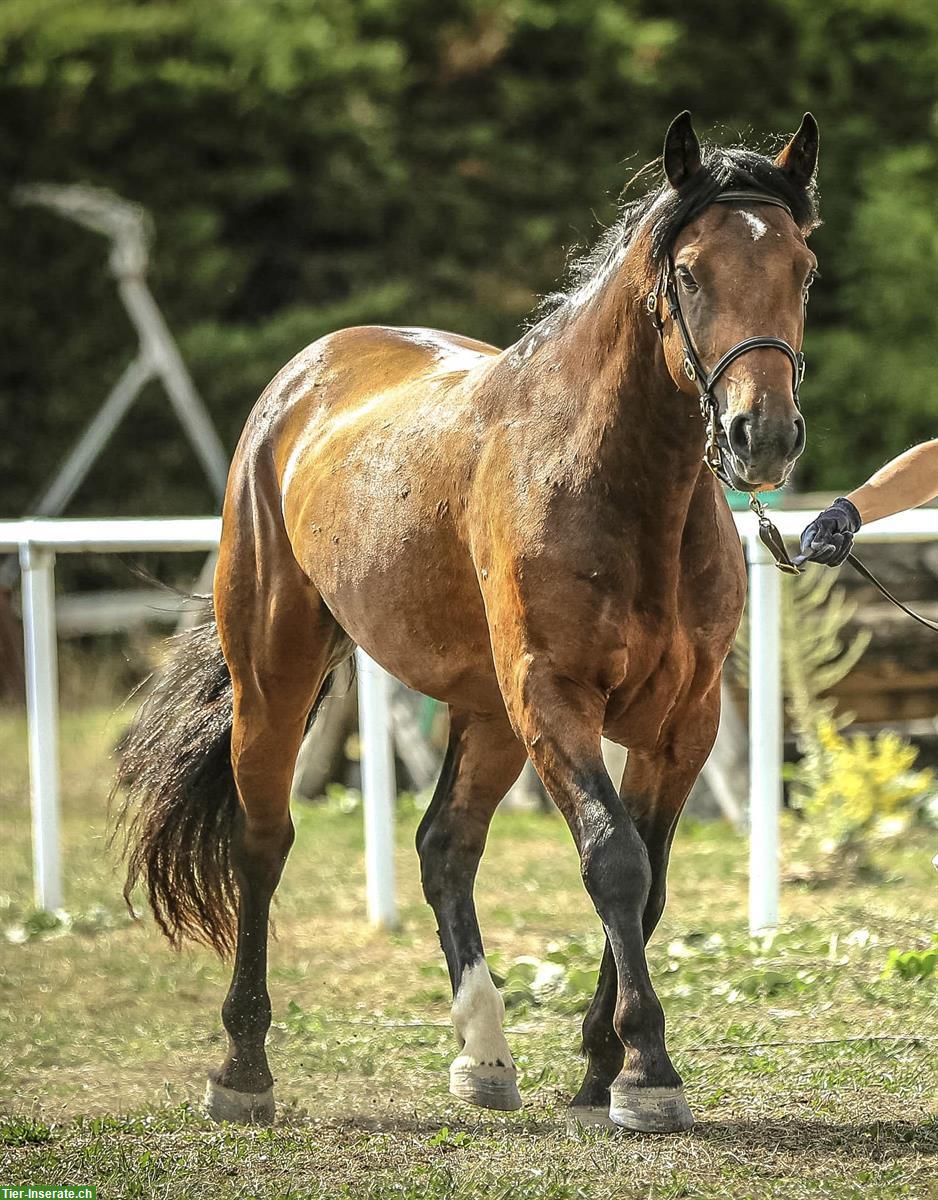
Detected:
left=724, top=409, right=805, bottom=489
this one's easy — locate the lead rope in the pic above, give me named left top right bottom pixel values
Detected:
left=747, top=494, right=801, bottom=575
left=748, top=494, right=938, bottom=632
left=842, top=554, right=938, bottom=633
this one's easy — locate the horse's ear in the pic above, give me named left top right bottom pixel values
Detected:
left=774, top=113, right=819, bottom=186
left=663, top=111, right=702, bottom=189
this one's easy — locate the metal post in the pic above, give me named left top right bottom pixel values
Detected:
left=28, top=356, right=155, bottom=519
left=13, top=183, right=230, bottom=511
left=118, top=274, right=230, bottom=504
left=747, top=532, right=783, bottom=935
left=19, top=543, right=62, bottom=911
left=356, top=649, right=398, bottom=928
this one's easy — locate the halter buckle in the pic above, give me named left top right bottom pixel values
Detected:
left=645, top=290, right=663, bottom=331
left=683, top=356, right=697, bottom=382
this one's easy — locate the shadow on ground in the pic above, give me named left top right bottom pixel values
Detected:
left=280, top=1111, right=936, bottom=1158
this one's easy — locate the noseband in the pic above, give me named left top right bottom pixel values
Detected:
left=645, top=191, right=806, bottom=493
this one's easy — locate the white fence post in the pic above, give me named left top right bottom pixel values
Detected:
left=746, top=531, right=783, bottom=936
left=2, top=513, right=935, bottom=928
left=19, top=542, right=62, bottom=911
left=356, top=650, right=398, bottom=929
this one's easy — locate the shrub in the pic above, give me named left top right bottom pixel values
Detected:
left=787, top=719, right=935, bottom=867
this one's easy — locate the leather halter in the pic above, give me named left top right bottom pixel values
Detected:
left=646, top=191, right=806, bottom=493
left=646, top=189, right=811, bottom=573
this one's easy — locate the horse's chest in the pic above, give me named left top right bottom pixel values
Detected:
left=602, top=622, right=688, bottom=739
left=602, top=579, right=743, bottom=751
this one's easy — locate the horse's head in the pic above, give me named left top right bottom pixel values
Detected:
left=656, top=112, right=819, bottom=491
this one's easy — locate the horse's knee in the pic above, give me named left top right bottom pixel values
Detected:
left=580, top=821, right=651, bottom=923
left=419, top=812, right=490, bottom=906
left=418, top=821, right=467, bottom=910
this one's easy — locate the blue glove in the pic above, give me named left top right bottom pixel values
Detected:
left=793, top=497, right=862, bottom=567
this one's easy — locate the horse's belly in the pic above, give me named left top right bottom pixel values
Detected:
left=294, top=503, right=502, bottom=710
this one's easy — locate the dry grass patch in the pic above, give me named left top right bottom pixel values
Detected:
left=0, top=709, right=935, bottom=1198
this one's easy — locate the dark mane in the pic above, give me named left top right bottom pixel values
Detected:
left=543, top=140, right=820, bottom=315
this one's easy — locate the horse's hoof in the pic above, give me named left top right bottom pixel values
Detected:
left=449, top=1060, right=522, bottom=1112
left=608, top=1084, right=694, bottom=1134
left=204, top=1077, right=276, bottom=1125
left=566, top=1105, right=617, bottom=1132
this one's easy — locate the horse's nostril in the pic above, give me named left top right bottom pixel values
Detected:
left=727, top=413, right=752, bottom=461
left=791, top=415, right=806, bottom=458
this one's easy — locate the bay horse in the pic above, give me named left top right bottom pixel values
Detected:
left=117, top=112, right=820, bottom=1133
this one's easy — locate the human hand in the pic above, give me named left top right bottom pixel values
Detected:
left=793, top=497, right=862, bottom=567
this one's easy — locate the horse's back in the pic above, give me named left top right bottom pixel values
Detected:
left=265, top=321, right=499, bottom=497
left=276, top=324, right=498, bottom=413
left=234, top=323, right=493, bottom=485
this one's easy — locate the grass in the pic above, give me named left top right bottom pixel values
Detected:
left=0, top=707, right=935, bottom=1198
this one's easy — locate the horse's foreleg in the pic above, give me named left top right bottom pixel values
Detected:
left=501, top=666, right=693, bottom=1133
left=416, top=709, right=527, bottom=1111
left=571, top=842, right=680, bottom=1124
left=571, top=690, right=722, bottom=1128
left=570, top=937, right=622, bottom=1125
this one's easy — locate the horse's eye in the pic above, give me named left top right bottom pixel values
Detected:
left=676, top=266, right=699, bottom=293
left=805, top=268, right=820, bottom=290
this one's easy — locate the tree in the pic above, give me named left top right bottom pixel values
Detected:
left=1, top=0, right=935, bottom=522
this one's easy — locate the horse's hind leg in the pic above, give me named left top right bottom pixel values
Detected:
left=205, top=486, right=350, bottom=1124
left=416, top=709, right=527, bottom=1111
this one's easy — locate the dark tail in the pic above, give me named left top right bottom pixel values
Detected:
left=113, top=609, right=241, bottom=957
left=114, top=604, right=335, bottom=957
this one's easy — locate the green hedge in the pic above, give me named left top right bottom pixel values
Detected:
left=1, top=0, right=936, bottom=518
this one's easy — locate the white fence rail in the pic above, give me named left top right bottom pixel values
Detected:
left=1, top=511, right=935, bottom=935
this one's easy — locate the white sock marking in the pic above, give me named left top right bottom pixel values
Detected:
left=451, top=960, right=514, bottom=1070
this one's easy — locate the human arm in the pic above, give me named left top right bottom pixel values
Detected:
left=845, top=439, right=938, bottom=524
left=794, top=439, right=938, bottom=567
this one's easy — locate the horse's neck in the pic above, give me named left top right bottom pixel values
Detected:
left=534, top=274, right=709, bottom=517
